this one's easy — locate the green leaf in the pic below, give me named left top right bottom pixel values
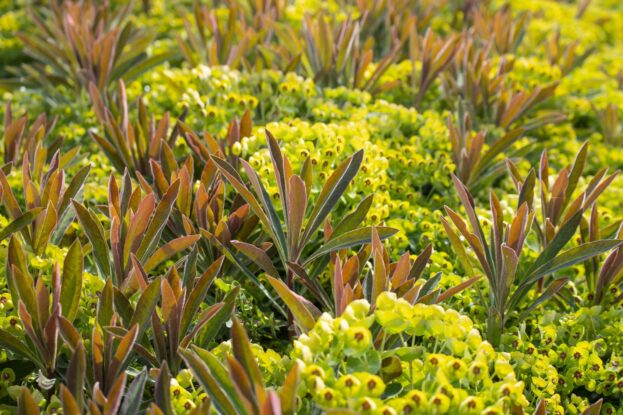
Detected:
left=436, top=275, right=481, bottom=304
left=0, top=207, right=43, bottom=241
left=120, top=368, right=148, bottom=415
left=211, top=156, right=276, bottom=245
left=241, top=160, right=289, bottom=261
left=6, top=236, right=28, bottom=308
left=11, top=266, right=36, bottom=322
left=510, top=240, right=622, bottom=313
left=97, top=279, right=114, bottom=327
left=180, top=348, right=240, bottom=415
left=518, top=278, right=568, bottom=320
left=332, top=195, right=374, bottom=237
left=304, top=226, right=398, bottom=265
left=524, top=210, right=583, bottom=278
left=267, top=276, right=319, bottom=332
left=301, top=150, right=363, bottom=246
left=143, top=235, right=200, bottom=272
left=193, top=286, right=238, bottom=346
left=61, top=240, right=83, bottom=322
left=58, top=165, right=91, bottom=218
left=72, top=200, right=111, bottom=277
left=129, top=279, right=161, bottom=340
left=419, top=272, right=442, bottom=299
left=154, top=362, right=173, bottom=415
left=529, top=240, right=622, bottom=281
left=33, top=202, right=56, bottom=255
left=18, top=387, right=40, bottom=415
left=231, top=317, right=263, bottom=387
left=0, top=329, right=39, bottom=364
left=566, top=141, right=589, bottom=203
left=206, top=232, right=286, bottom=317
left=180, top=256, right=225, bottom=337
left=231, top=240, right=279, bottom=277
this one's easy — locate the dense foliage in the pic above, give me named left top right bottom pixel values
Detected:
left=1, top=0, right=623, bottom=413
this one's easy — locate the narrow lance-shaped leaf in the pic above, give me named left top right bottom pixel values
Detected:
left=0, top=207, right=43, bottom=241
left=154, top=362, right=173, bottom=415
left=179, top=349, right=240, bottom=415
left=267, top=276, right=320, bottom=333
left=72, top=200, right=111, bottom=277
left=230, top=240, right=279, bottom=278
left=582, top=399, right=603, bottom=415
left=136, top=179, right=180, bottom=261
left=180, top=256, right=224, bottom=336
left=98, top=279, right=114, bottom=327
left=186, top=286, right=238, bottom=347
left=0, top=328, right=40, bottom=364
left=231, top=317, right=263, bottom=387
left=66, top=341, right=86, bottom=409
left=106, top=324, right=139, bottom=386
left=241, top=160, right=289, bottom=261
left=143, top=235, right=200, bottom=272
left=529, top=240, right=623, bottom=282
left=129, top=279, right=161, bottom=340
left=301, top=150, right=363, bottom=247
left=278, top=364, right=300, bottom=415
left=58, top=164, right=91, bottom=219
left=304, top=226, right=397, bottom=265
left=287, top=175, right=307, bottom=256
left=60, top=385, right=81, bottom=415
left=120, top=368, right=148, bottom=415
left=332, top=194, right=374, bottom=237
left=61, top=239, right=83, bottom=322
left=524, top=210, right=584, bottom=278
left=517, top=278, right=568, bottom=321
left=17, top=387, right=40, bottom=415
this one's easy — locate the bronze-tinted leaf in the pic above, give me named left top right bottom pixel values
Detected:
left=61, top=239, right=83, bottom=322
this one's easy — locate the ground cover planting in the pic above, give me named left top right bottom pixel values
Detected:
left=1, top=0, right=623, bottom=413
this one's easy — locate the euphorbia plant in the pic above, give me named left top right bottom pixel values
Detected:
left=16, top=0, right=171, bottom=93
left=507, top=142, right=619, bottom=294
left=212, top=131, right=396, bottom=330
left=447, top=108, right=525, bottom=190
left=59, top=271, right=158, bottom=396
left=180, top=110, right=253, bottom=171
left=177, top=2, right=274, bottom=71
left=411, top=28, right=459, bottom=108
left=296, top=12, right=405, bottom=92
left=2, top=102, right=59, bottom=167
left=0, top=236, right=83, bottom=379
left=580, top=205, right=623, bottom=305
left=72, top=170, right=199, bottom=285
left=143, top=154, right=264, bottom=307
left=507, top=142, right=618, bottom=250
left=180, top=317, right=300, bottom=415
left=471, top=5, right=528, bottom=55
left=89, top=80, right=187, bottom=178
left=442, top=174, right=621, bottom=346
left=107, top=256, right=238, bottom=374
left=443, top=36, right=563, bottom=130
left=0, top=150, right=90, bottom=255
left=269, top=227, right=480, bottom=333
